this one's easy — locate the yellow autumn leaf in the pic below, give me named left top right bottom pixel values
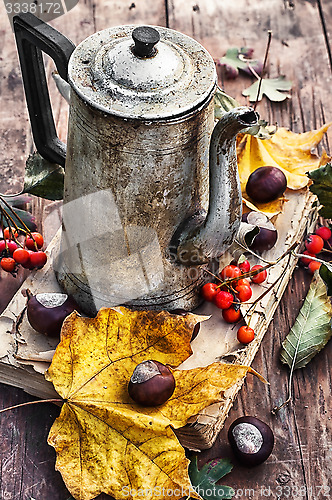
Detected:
left=237, top=123, right=331, bottom=214
left=45, top=307, right=251, bottom=500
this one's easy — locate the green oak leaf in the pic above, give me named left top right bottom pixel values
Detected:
left=280, top=272, right=332, bottom=370
left=308, top=163, right=332, bottom=218
left=23, top=152, right=64, bottom=201
left=242, top=76, right=292, bottom=103
left=189, top=456, right=235, bottom=499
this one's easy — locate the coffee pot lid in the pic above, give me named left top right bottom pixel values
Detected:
left=68, top=25, right=216, bottom=120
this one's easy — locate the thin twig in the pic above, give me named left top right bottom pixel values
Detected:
left=243, top=251, right=292, bottom=322
left=253, top=30, right=272, bottom=111
left=293, top=252, right=331, bottom=267
left=204, top=241, right=299, bottom=289
left=0, top=207, right=25, bottom=248
left=0, top=195, right=33, bottom=238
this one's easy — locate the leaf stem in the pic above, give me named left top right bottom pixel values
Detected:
left=272, top=319, right=300, bottom=414
left=253, top=30, right=272, bottom=110
left=247, top=65, right=261, bottom=80
left=0, top=398, right=63, bottom=414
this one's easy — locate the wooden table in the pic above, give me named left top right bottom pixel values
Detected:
left=0, top=1, right=331, bottom=498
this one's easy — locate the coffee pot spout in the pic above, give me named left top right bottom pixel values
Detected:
left=176, top=106, right=259, bottom=266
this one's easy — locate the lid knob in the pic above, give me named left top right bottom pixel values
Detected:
left=132, top=26, right=160, bottom=58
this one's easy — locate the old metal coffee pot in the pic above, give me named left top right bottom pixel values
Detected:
left=14, top=13, right=258, bottom=315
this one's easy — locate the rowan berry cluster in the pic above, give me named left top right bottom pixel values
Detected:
left=300, top=225, right=331, bottom=274
left=0, top=226, right=47, bottom=274
left=201, top=261, right=268, bottom=345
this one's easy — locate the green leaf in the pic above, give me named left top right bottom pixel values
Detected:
left=247, top=119, right=277, bottom=140
left=319, top=262, right=332, bottom=296
left=308, top=163, right=332, bottom=218
left=189, top=456, right=235, bottom=500
left=23, top=152, right=64, bottom=200
left=214, top=88, right=240, bottom=120
left=242, top=76, right=292, bottom=103
left=9, top=207, right=37, bottom=231
left=214, top=89, right=276, bottom=139
left=2, top=194, right=32, bottom=210
left=218, top=47, right=261, bottom=73
left=280, top=272, right=332, bottom=370
left=218, top=48, right=248, bottom=72
left=0, top=197, right=37, bottom=232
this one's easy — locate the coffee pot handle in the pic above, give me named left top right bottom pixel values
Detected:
left=13, top=13, right=75, bottom=167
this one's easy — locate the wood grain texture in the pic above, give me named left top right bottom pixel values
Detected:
left=0, top=0, right=331, bottom=498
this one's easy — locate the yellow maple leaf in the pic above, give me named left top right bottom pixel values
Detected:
left=45, top=307, right=251, bottom=500
left=237, top=123, right=331, bottom=214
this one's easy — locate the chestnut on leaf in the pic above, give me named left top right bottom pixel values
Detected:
left=228, top=416, right=274, bottom=466
left=27, top=292, right=79, bottom=337
left=128, top=360, right=175, bottom=406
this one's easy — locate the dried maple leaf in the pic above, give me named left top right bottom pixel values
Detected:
left=242, top=76, right=292, bottom=102
left=45, top=307, right=251, bottom=500
left=236, top=123, right=332, bottom=214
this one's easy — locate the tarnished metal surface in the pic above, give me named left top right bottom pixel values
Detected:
left=54, top=24, right=258, bottom=314
left=55, top=92, right=215, bottom=314
left=176, top=107, right=259, bottom=266
left=67, top=25, right=216, bottom=120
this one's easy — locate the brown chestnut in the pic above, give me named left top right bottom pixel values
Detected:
left=128, top=360, right=175, bottom=406
left=228, top=416, right=274, bottom=466
left=27, top=292, right=79, bottom=337
left=246, top=166, right=287, bottom=203
left=242, top=212, right=278, bottom=253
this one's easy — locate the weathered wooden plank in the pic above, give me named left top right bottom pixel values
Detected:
left=197, top=267, right=332, bottom=499
left=0, top=2, right=167, bottom=499
left=0, top=0, right=331, bottom=498
left=168, top=0, right=332, bottom=140
left=0, top=4, right=33, bottom=195
left=168, top=0, right=332, bottom=497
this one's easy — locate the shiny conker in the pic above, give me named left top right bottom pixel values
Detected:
left=242, top=212, right=278, bottom=253
left=27, top=292, right=79, bottom=337
left=246, top=166, right=287, bottom=203
left=228, top=416, right=274, bottom=466
left=128, top=360, right=175, bottom=406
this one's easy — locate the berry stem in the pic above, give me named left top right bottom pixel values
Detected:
left=204, top=242, right=299, bottom=290
left=243, top=251, right=292, bottom=323
left=0, top=212, right=9, bottom=253
left=0, top=194, right=34, bottom=240
left=204, top=268, right=223, bottom=282
left=221, top=242, right=297, bottom=287
left=0, top=208, right=25, bottom=248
